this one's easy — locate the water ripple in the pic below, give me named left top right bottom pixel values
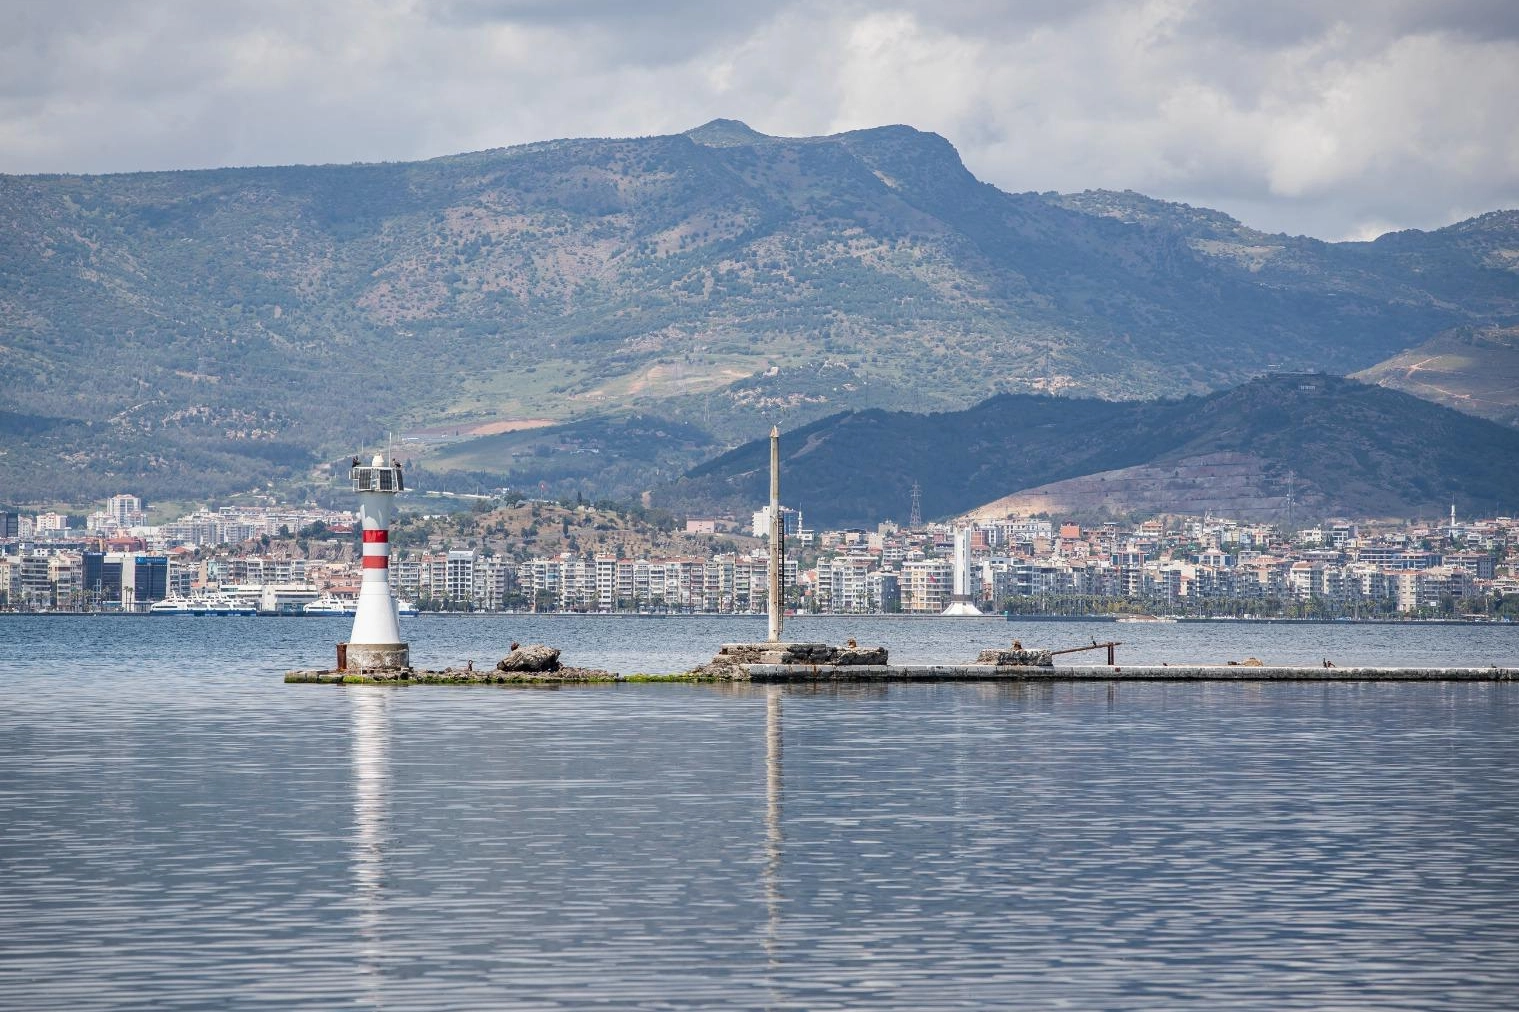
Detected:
left=1, top=619, right=1517, bottom=1008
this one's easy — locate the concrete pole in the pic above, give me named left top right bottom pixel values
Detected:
left=768, top=425, right=783, bottom=643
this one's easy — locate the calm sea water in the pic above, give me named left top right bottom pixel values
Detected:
left=2, top=615, right=1517, bottom=1009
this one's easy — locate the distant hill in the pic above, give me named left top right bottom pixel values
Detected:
left=1354, top=325, right=1519, bottom=428
left=660, top=375, right=1519, bottom=527
left=2, top=120, right=1517, bottom=503
left=420, top=413, right=716, bottom=499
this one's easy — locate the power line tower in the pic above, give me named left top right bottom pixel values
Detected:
left=908, top=481, right=922, bottom=529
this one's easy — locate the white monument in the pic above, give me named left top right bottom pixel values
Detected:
left=942, top=526, right=983, bottom=616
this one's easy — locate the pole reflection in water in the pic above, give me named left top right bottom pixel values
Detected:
left=351, top=688, right=391, bottom=991
left=763, top=687, right=784, bottom=966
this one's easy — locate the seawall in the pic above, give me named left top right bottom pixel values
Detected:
left=743, top=664, right=1517, bottom=683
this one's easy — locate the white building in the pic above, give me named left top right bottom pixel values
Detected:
left=751, top=505, right=802, bottom=538
left=104, top=494, right=146, bottom=530
left=445, top=550, right=476, bottom=603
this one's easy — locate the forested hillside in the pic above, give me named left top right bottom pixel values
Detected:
left=661, top=376, right=1519, bottom=527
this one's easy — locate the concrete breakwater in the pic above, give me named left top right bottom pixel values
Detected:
left=743, top=663, right=1518, bottom=683
left=286, top=641, right=623, bottom=684
left=285, top=662, right=1517, bottom=686
left=704, top=642, right=1515, bottom=683
left=285, top=667, right=622, bottom=685
left=285, top=637, right=1516, bottom=685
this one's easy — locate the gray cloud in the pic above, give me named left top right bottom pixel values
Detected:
left=0, top=0, right=1514, bottom=239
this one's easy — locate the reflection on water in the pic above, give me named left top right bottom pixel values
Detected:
left=1, top=618, right=1518, bottom=1009
left=763, top=687, right=783, bottom=969
left=3, top=612, right=1516, bottom=678
left=351, top=688, right=389, bottom=997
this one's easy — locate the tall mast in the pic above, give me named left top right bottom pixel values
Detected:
left=768, top=426, right=783, bottom=643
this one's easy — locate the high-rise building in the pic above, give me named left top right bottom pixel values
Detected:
left=80, top=551, right=169, bottom=611
left=104, top=494, right=146, bottom=530
left=445, top=550, right=476, bottom=603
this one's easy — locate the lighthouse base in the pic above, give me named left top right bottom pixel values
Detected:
left=344, top=642, right=410, bottom=671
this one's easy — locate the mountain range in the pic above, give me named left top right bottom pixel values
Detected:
left=2, top=120, right=1517, bottom=510
left=664, top=375, right=1519, bottom=529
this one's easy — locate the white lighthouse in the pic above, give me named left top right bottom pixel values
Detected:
left=345, top=454, right=409, bottom=670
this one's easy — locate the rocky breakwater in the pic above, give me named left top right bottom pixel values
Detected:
left=974, top=647, right=1054, bottom=667
left=491, top=643, right=619, bottom=683
left=284, top=643, right=619, bottom=685
left=691, top=641, right=889, bottom=681
left=738, top=640, right=1066, bottom=683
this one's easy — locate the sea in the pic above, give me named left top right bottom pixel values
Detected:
left=2, top=613, right=1517, bottom=1010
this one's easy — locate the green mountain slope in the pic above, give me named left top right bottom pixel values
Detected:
left=2, top=121, right=1517, bottom=503
left=662, top=375, right=1519, bottom=527
left=1354, top=324, right=1519, bottom=428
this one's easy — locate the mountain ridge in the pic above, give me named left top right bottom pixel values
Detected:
left=658, top=375, right=1519, bottom=528
left=1353, top=324, right=1519, bottom=427
left=2, top=120, right=1517, bottom=504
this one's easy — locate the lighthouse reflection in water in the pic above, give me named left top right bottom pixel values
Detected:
left=350, top=687, right=390, bottom=992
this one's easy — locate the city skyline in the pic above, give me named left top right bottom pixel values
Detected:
left=5, top=489, right=1515, bottom=619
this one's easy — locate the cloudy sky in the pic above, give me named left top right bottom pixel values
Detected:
left=3, top=0, right=1516, bottom=239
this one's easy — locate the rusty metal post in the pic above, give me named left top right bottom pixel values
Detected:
left=1107, top=642, right=1116, bottom=665
left=337, top=642, right=348, bottom=671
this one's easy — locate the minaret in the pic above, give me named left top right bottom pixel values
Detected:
left=346, top=454, right=409, bottom=670
left=767, top=426, right=784, bottom=643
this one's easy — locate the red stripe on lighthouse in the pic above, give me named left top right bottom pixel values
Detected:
left=362, top=530, right=388, bottom=543
left=362, top=556, right=389, bottom=569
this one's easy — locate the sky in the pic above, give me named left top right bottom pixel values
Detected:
left=3, top=0, right=1516, bottom=240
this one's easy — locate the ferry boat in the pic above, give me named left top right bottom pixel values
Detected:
left=149, top=594, right=256, bottom=616
left=303, top=595, right=416, bottom=617
left=197, top=594, right=256, bottom=616
left=1116, top=614, right=1179, bottom=623
left=303, top=594, right=357, bottom=616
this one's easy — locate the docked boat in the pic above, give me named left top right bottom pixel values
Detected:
left=196, top=594, right=256, bottom=616
left=149, top=594, right=256, bottom=616
left=304, top=594, right=358, bottom=616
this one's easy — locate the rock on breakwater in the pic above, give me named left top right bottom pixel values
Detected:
left=690, top=641, right=890, bottom=680
left=285, top=665, right=621, bottom=685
